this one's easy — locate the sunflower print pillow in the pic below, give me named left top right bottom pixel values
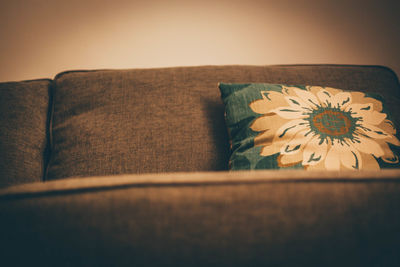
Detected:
left=219, top=83, right=400, bottom=171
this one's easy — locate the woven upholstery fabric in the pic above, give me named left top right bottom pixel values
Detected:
left=0, top=80, right=51, bottom=187
left=47, top=65, right=400, bottom=180
left=1, top=177, right=400, bottom=266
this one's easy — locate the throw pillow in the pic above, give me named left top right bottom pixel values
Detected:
left=219, top=83, right=400, bottom=171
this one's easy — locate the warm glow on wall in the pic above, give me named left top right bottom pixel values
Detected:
left=0, top=0, right=399, bottom=82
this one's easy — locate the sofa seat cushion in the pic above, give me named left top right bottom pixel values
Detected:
left=220, top=83, right=400, bottom=171
left=1, top=170, right=400, bottom=266
left=0, top=79, right=51, bottom=187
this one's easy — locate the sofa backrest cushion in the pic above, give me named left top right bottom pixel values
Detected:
left=0, top=79, right=51, bottom=187
left=46, top=65, right=400, bottom=180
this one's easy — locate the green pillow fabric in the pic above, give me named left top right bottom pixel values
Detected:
left=219, top=83, right=400, bottom=171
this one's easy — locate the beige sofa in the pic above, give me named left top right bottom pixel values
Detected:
left=1, top=65, right=400, bottom=266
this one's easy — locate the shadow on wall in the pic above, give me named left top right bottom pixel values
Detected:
left=0, top=0, right=399, bottom=82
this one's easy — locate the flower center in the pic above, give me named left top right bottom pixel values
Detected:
left=312, top=110, right=352, bottom=136
left=306, top=107, right=360, bottom=143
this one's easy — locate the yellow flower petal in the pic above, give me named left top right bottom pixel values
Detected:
left=249, top=99, right=271, bottom=114
left=316, top=89, right=335, bottom=107
left=284, top=95, right=313, bottom=110
left=347, top=103, right=387, bottom=125
left=274, top=119, right=309, bottom=141
left=351, top=136, right=385, bottom=158
left=321, top=86, right=344, bottom=95
left=250, top=114, right=277, bottom=132
left=259, top=140, right=286, bottom=157
left=332, top=92, right=352, bottom=109
left=378, top=119, right=397, bottom=135
left=254, top=131, right=274, bottom=147
left=313, top=87, right=346, bottom=108
left=325, top=143, right=341, bottom=170
left=280, top=130, right=313, bottom=155
left=271, top=107, right=308, bottom=119
left=359, top=152, right=380, bottom=170
left=258, top=90, right=288, bottom=110
left=302, top=136, right=328, bottom=166
left=357, top=123, right=390, bottom=139
left=385, top=135, right=400, bottom=146
left=281, top=86, right=301, bottom=96
left=350, top=91, right=383, bottom=112
left=277, top=153, right=303, bottom=167
left=306, top=86, right=326, bottom=95
left=338, top=143, right=362, bottom=170
left=380, top=142, right=399, bottom=164
left=376, top=119, right=400, bottom=146
left=294, top=88, right=320, bottom=108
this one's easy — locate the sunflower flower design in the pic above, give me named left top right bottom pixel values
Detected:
left=249, top=86, right=400, bottom=170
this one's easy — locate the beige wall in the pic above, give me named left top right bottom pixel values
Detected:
left=1, top=0, right=399, bottom=82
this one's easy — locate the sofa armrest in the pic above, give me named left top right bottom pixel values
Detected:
left=1, top=170, right=400, bottom=266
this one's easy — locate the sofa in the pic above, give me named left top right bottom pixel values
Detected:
left=1, top=65, right=400, bottom=266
